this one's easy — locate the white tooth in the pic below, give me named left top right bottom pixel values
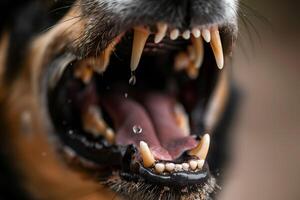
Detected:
left=197, top=160, right=205, bottom=169
left=189, top=160, right=198, bottom=170
left=175, top=164, right=183, bottom=171
left=174, top=52, right=190, bottom=71
left=139, top=141, right=156, bottom=168
left=202, top=29, right=211, bottom=43
left=155, top=163, right=165, bottom=173
left=210, top=28, right=224, bottom=69
left=174, top=104, right=190, bottom=136
left=191, top=36, right=204, bottom=69
left=182, top=163, right=189, bottom=171
left=170, top=29, right=179, bottom=40
left=155, top=23, right=168, bottom=44
left=192, top=28, right=201, bottom=38
left=182, top=30, right=191, bottom=40
left=188, top=134, right=210, bottom=160
left=131, top=28, right=150, bottom=71
left=165, top=163, right=175, bottom=172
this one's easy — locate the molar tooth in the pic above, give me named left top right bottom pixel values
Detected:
left=191, top=36, right=204, bottom=69
left=174, top=52, right=190, bottom=71
left=182, top=30, right=191, bottom=40
left=197, top=160, right=205, bottom=169
left=174, top=104, right=190, bottom=136
left=202, top=29, right=211, bottom=43
left=170, top=29, right=179, bottom=40
left=182, top=163, right=189, bottom=171
left=189, top=160, right=198, bottom=170
left=175, top=164, right=183, bottom=171
left=165, top=163, right=175, bottom=172
left=192, top=28, right=201, bottom=38
left=131, top=27, right=150, bottom=71
left=155, top=163, right=165, bottom=173
left=105, top=128, right=115, bottom=144
left=154, top=23, right=168, bottom=44
left=139, top=141, right=156, bottom=168
left=210, top=27, right=224, bottom=69
left=188, top=134, right=210, bottom=160
left=186, top=64, right=199, bottom=80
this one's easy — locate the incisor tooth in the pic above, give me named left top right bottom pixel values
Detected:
left=155, top=163, right=165, bottom=173
left=191, top=36, right=204, bottom=69
left=182, top=30, right=191, bottom=40
left=192, top=28, right=201, bottom=38
left=189, top=160, right=198, bottom=170
left=155, top=23, right=167, bottom=44
left=210, top=28, right=224, bottom=69
left=140, top=141, right=156, bottom=168
left=188, top=134, right=210, bottom=160
left=175, top=164, right=183, bottom=171
left=165, top=163, right=175, bottom=172
left=182, top=163, right=189, bottom=171
left=131, top=28, right=150, bottom=71
left=197, top=160, right=205, bottom=169
left=170, top=29, right=179, bottom=40
left=202, top=29, right=211, bottom=43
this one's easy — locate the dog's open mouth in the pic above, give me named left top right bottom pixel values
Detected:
left=46, top=23, right=235, bottom=199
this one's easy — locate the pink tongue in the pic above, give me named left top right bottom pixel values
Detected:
left=101, top=93, right=197, bottom=161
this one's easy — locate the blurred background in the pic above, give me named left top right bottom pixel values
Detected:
left=219, top=0, right=300, bottom=199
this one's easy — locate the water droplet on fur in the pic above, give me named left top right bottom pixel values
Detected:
left=133, top=125, right=142, bottom=134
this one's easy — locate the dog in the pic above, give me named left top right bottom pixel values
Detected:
left=0, top=0, right=238, bottom=199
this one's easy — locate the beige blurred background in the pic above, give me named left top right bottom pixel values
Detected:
left=219, top=0, right=300, bottom=199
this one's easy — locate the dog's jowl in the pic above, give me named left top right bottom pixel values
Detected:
left=0, top=0, right=238, bottom=199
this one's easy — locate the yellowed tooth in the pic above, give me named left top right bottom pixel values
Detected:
left=191, top=36, right=204, bottom=69
left=210, top=28, right=224, bottom=69
left=182, top=30, right=191, bottom=40
left=192, top=28, right=201, bottom=38
left=197, top=160, right=205, bottom=169
left=82, top=106, right=115, bottom=144
left=174, top=104, right=190, bottom=136
left=140, top=141, right=156, bottom=168
left=74, top=63, right=93, bottom=84
left=170, top=29, right=179, bottom=40
left=202, top=29, right=211, bottom=43
left=174, top=52, right=190, bottom=71
left=186, top=63, right=199, bottom=80
left=155, top=23, right=168, bottom=44
left=188, top=134, right=210, bottom=160
left=131, top=27, right=150, bottom=71
left=93, top=34, right=123, bottom=74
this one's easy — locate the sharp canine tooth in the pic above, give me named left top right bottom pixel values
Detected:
left=191, top=36, right=204, bottom=69
left=165, top=163, right=175, bottom=172
left=155, top=163, right=165, bottom=173
left=139, top=141, right=156, bottom=167
left=155, top=23, right=167, bottom=44
left=188, top=134, right=210, bottom=160
left=182, top=30, right=191, bottom=40
left=210, top=28, right=224, bottom=69
left=131, top=28, right=150, bottom=71
left=189, top=160, right=198, bottom=170
left=192, top=28, right=201, bottom=38
left=197, top=160, right=205, bottom=169
left=202, top=29, right=211, bottom=43
left=170, top=29, right=179, bottom=40
left=182, top=163, right=189, bottom=171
